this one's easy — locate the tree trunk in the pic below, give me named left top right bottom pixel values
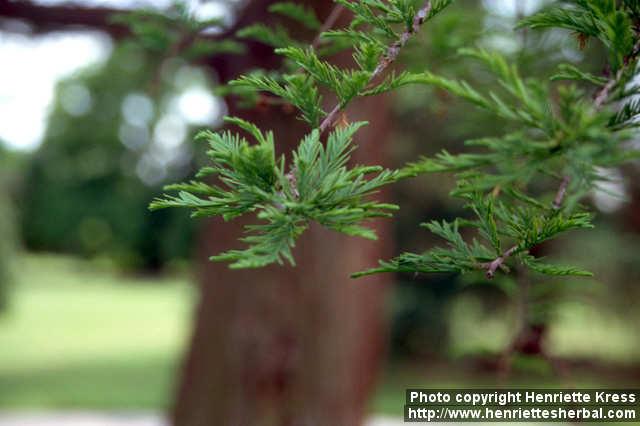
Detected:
left=171, top=2, right=393, bottom=426
left=0, top=1, right=394, bottom=423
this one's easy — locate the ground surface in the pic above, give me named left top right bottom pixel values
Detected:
left=0, top=412, right=556, bottom=426
left=0, top=254, right=193, bottom=410
left=1, top=253, right=638, bottom=422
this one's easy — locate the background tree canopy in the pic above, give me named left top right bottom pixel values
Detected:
left=0, top=143, right=19, bottom=312
left=20, top=43, right=202, bottom=270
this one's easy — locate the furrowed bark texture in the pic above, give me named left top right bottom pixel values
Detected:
left=171, top=1, right=393, bottom=425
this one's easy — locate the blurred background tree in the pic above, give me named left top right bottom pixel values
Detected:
left=20, top=42, right=200, bottom=270
left=0, top=143, right=21, bottom=312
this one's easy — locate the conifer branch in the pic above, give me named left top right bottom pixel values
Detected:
left=484, top=175, right=570, bottom=279
left=371, top=0, right=431, bottom=78
left=318, top=0, right=432, bottom=133
left=478, top=11, right=640, bottom=280
left=552, top=36, right=640, bottom=215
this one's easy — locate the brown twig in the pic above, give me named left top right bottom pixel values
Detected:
left=593, top=38, right=640, bottom=108
left=319, top=104, right=343, bottom=133
left=311, top=4, right=345, bottom=49
left=552, top=175, right=571, bottom=210
left=484, top=174, right=570, bottom=279
left=318, top=0, right=433, bottom=133
left=483, top=245, right=519, bottom=279
left=593, top=71, right=621, bottom=109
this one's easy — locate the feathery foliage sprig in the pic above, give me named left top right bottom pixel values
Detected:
left=151, top=0, right=451, bottom=268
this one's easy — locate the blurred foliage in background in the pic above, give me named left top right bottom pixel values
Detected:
left=20, top=43, right=205, bottom=270
left=0, top=144, right=20, bottom=312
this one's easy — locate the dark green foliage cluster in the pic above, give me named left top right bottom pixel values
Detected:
left=111, top=2, right=244, bottom=59
left=154, top=0, right=640, bottom=278
left=518, top=0, right=637, bottom=71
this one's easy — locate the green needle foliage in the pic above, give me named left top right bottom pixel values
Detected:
left=151, top=0, right=640, bottom=278
left=151, top=0, right=449, bottom=268
left=358, top=0, right=640, bottom=279
left=111, top=2, right=244, bottom=59
left=150, top=117, right=398, bottom=268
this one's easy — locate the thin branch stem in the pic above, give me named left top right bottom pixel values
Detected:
left=319, top=104, right=343, bottom=133
left=318, top=0, right=433, bottom=133
left=552, top=175, right=570, bottom=210
left=483, top=245, right=519, bottom=279
left=593, top=38, right=640, bottom=108
left=484, top=174, right=570, bottom=279
left=593, top=71, right=621, bottom=109
left=311, top=4, right=345, bottom=49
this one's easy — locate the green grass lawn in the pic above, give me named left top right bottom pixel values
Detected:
left=0, top=254, right=194, bottom=410
left=1, top=253, right=638, bottom=417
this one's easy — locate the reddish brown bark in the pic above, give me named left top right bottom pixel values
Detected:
left=0, top=1, right=130, bottom=36
left=170, top=2, right=393, bottom=425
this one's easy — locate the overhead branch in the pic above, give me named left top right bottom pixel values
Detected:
left=0, top=0, right=240, bottom=41
left=0, top=0, right=130, bottom=37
